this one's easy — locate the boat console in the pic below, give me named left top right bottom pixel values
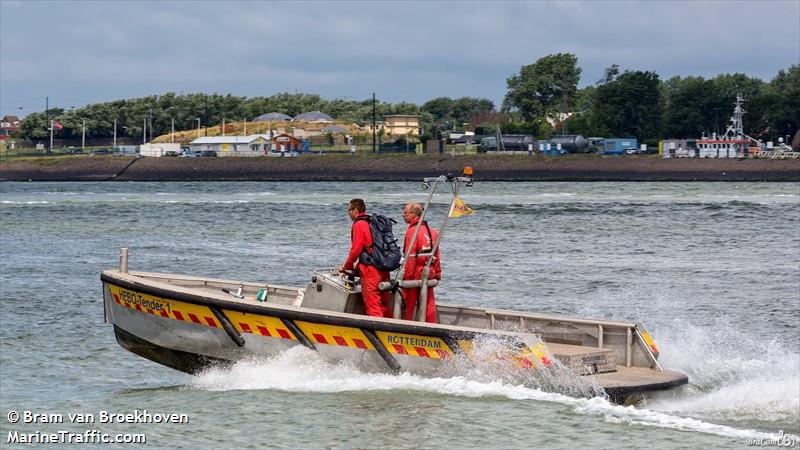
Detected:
left=301, top=268, right=365, bottom=315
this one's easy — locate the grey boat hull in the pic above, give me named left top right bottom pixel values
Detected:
left=102, top=269, right=688, bottom=402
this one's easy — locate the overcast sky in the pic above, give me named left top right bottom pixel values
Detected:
left=1, top=0, right=798, bottom=117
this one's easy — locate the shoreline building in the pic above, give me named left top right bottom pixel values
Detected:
left=383, top=115, right=420, bottom=138
left=362, top=115, right=421, bottom=142
left=189, top=134, right=273, bottom=157
left=139, top=143, right=181, bottom=157
left=0, top=115, right=20, bottom=140
left=253, top=112, right=292, bottom=123
left=254, top=111, right=350, bottom=140
left=270, top=133, right=306, bottom=154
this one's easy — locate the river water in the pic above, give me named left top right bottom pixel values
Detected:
left=1, top=181, right=798, bottom=449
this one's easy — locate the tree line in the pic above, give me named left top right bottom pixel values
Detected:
left=17, top=92, right=495, bottom=143
left=502, top=54, right=798, bottom=144
left=15, top=56, right=798, bottom=144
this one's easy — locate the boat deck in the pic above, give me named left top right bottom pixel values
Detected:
left=590, top=367, right=688, bottom=392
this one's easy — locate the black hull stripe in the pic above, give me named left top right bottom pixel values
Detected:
left=210, top=306, right=245, bottom=347
left=281, top=319, right=316, bottom=350
left=361, top=329, right=401, bottom=373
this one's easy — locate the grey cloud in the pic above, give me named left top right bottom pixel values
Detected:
left=1, top=0, right=797, bottom=115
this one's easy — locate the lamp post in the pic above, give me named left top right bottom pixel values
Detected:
left=372, top=92, right=377, bottom=153
left=143, top=116, right=147, bottom=144
left=82, top=119, right=86, bottom=151
left=113, top=119, right=117, bottom=151
left=196, top=118, right=201, bottom=138
left=45, top=96, right=50, bottom=154
left=122, top=125, right=129, bottom=151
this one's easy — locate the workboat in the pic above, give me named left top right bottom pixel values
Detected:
left=101, top=171, right=688, bottom=403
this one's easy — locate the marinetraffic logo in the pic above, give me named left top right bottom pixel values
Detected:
left=746, top=430, right=798, bottom=447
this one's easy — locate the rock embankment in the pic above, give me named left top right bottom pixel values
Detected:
left=1, top=154, right=799, bottom=181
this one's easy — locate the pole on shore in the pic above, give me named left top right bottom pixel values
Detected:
left=45, top=96, right=50, bottom=154
left=82, top=120, right=86, bottom=151
left=113, top=119, right=117, bottom=151
left=372, top=92, right=377, bottom=153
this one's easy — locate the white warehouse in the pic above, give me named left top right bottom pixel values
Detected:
left=189, top=134, right=273, bottom=157
left=139, top=143, right=181, bottom=157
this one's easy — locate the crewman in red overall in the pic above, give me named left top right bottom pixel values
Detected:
left=401, top=203, right=441, bottom=323
left=339, top=199, right=391, bottom=318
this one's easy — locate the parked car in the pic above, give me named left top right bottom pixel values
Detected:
left=90, top=148, right=112, bottom=156
left=267, top=150, right=299, bottom=157
left=181, top=150, right=217, bottom=157
left=452, top=135, right=484, bottom=145
left=164, top=151, right=180, bottom=157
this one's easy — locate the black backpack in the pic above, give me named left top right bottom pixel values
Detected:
left=355, top=214, right=402, bottom=271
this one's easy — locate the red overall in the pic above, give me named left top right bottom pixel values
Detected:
left=344, top=213, right=391, bottom=318
left=402, top=218, right=441, bottom=322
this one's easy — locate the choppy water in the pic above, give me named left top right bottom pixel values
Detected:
left=1, top=181, right=798, bottom=449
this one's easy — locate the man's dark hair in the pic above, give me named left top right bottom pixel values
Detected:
left=349, top=198, right=366, bottom=213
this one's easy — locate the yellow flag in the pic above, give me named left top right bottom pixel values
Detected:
left=449, top=196, right=474, bottom=218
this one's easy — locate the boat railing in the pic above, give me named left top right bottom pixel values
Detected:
left=438, top=304, right=661, bottom=370
left=122, top=270, right=304, bottom=306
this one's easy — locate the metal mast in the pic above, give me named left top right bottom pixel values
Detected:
left=723, top=94, right=746, bottom=140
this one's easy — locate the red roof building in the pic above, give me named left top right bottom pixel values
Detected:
left=0, top=115, right=20, bottom=140
left=271, top=133, right=303, bottom=152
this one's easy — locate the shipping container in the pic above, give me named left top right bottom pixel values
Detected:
left=602, top=138, right=638, bottom=155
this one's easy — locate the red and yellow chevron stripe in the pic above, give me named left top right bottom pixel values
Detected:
left=108, top=285, right=295, bottom=340
left=225, top=310, right=296, bottom=340
left=518, top=342, right=551, bottom=368
left=375, top=331, right=453, bottom=359
left=456, top=339, right=551, bottom=369
left=295, top=321, right=374, bottom=350
left=640, top=331, right=659, bottom=354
